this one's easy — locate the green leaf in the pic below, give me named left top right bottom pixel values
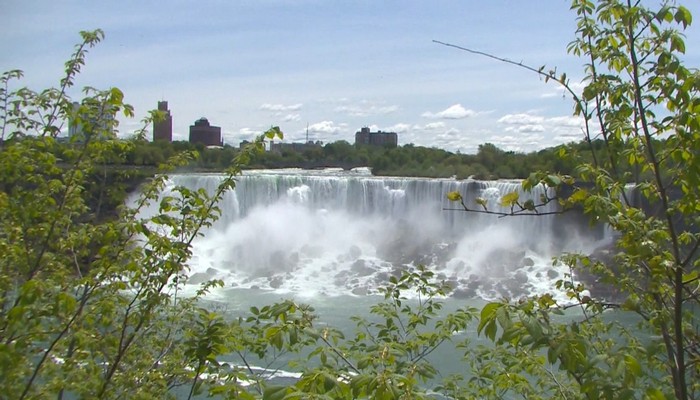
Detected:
left=624, top=354, right=641, bottom=376
left=670, top=35, right=686, bottom=53
left=478, top=302, right=502, bottom=338
left=675, top=6, right=692, bottom=28
left=544, top=174, right=561, bottom=187
left=447, top=191, right=462, bottom=202
left=499, top=191, right=519, bottom=207
left=682, top=270, right=699, bottom=284
left=263, top=385, right=289, bottom=400
left=645, top=387, right=667, bottom=400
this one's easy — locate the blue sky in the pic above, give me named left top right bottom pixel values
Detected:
left=2, top=1, right=698, bottom=153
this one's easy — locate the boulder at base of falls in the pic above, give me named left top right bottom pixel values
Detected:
left=547, top=269, right=559, bottom=279
left=348, top=245, right=362, bottom=260
left=352, top=286, right=368, bottom=296
left=575, top=242, right=626, bottom=302
left=481, top=248, right=527, bottom=277
left=186, top=272, right=213, bottom=285
left=513, top=271, right=529, bottom=284
left=452, top=287, right=477, bottom=299
left=351, top=259, right=375, bottom=276
left=186, top=267, right=223, bottom=285
left=268, top=275, right=285, bottom=289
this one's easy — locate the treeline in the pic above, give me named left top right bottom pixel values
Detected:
left=119, top=138, right=607, bottom=179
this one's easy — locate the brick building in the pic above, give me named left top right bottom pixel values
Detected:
left=189, top=117, right=222, bottom=146
left=354, top=127, right=397, bottom=148
left=152, top=101, right=172, bottom=142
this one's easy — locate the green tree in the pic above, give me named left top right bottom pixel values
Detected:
left=0, top=30, right=283, bottom=399
left=444, top=1, right=699, bottom=398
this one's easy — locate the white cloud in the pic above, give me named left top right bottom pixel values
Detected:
left=494, top=112, right=587, bottom=150
left=504, top=124, right=545, bottom=133
left=238, top=127, right=261, bottom=136
left=422, top=104, right=476, bottom=119
left=283, top=113, right=301, bottom=122
left=547, top=115, right=584, bottom=127
left=308, top=120, right=343, bottom=135
left=498, top=113, right=545, bottom=125
left=260, top=103, right=303, bottom=112
left=435, top=128, right=461, bottom=139
left=486, top=133, right=545, bottom=152
left=541, top=80, right=587, bottom=98
left=222, top=127, right=263, bottom=146
left=384, top=123, right=411, bottom=133
left=424, top=122, right=446, bottom=130
left=334, top=102, right=399, bottom=117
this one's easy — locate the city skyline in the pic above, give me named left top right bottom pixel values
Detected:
left=2, top=1, right=699, bottom=153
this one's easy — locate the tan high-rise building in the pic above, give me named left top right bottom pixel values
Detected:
left=153, top=101, right=172, bottom=142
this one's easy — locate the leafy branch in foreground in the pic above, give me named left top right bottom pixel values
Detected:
left=0, top=30, right=285, bottom=399
left=439, top=1, right=700, bottom=399
left=446, top=172, right=577, bottom=217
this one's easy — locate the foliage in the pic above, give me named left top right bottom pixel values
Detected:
left=444, top=1, right=700, bottom=398
left=0, top=30, right=283, bottom=399
left=4, top=0, right=700, bottom=398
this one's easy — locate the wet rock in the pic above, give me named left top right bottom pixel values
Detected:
left=375, top=272, right=389, bottom=283
left=352, top=286, right=368, bottom=296
left=446, top=278, right=459, bottom=291
left=451, top=260, right=466, bottom=273
left=547, top=269, right=559, bottom=279
left=289, top=252, right=300, bottom=264
left=351, top=259, right=375, bottom=276
left=300, top=244, right=323, bottom=258
left=485, top=248, right=526, bottom=267
left=268, top=275, right=285, bottom=289
left=523, top=257, right=535, bottom=267
left=452, top=287, right=477, bottom=299
left=187, top=272, right=212, bottom=285
left=334, top=270, right=351, bottom=286
left=514, top=271, right=528, bottom=284
left=269, top=250, right=288, bottom=272
left=348, top=245, right=362, bottom=260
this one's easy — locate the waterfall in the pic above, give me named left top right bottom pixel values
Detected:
left=139, top=169, right=601, bottom=300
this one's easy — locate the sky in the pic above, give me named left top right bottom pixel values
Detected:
left=1, top=1, right=699, bottom=154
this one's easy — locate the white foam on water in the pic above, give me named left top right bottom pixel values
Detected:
left=131, top=170, right=609, bottom=302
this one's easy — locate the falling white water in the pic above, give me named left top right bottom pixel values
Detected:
left=133, top=169, right=609, bottom=301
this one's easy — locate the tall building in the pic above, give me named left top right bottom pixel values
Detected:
left=152, top=101, right=172, bottom=142
left=189, top=117, right=222, bottom=146
left=354, top=127, right=398, bottom=148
